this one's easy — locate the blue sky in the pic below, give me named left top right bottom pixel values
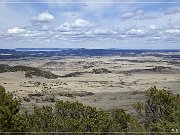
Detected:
left=0, top=0, right=180, bottom=49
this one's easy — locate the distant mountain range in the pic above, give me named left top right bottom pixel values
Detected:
left=15, top=48, right=180, bottom=52
left=0, top=48, right=180, bottom=59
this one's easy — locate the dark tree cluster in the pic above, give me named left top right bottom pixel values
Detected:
left=92, top=68, right=112, bottom=74
left=0, top=64, right=59, bottom=79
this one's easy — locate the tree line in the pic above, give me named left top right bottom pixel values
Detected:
left=0, top=85, right=179, bottom=134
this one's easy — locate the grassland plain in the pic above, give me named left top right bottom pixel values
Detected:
left=0, top=51, right=180, bottom=114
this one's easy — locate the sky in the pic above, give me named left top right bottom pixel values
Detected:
left=0, top=0, right=180, bottom=49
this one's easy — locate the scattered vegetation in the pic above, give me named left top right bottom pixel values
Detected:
left=61, top=68, right=112, bottom=78
left=92, top=68, right=112, bottom=74
left=61, top=72, right=84, bottom=77
left=44, top=95, right=56, bottom=102
left=28, top=93, right=44, bottom=97
left=129, top=66, right=172, bottom=73
left=0, top=64, right=59, bottom=79
left=83, top=65, right=94, bottom=69
left=23, top=97, right=31, bottom=102
left=0, top=85, right=179, bottom=133
left=58, top=91, right=94, bottom=98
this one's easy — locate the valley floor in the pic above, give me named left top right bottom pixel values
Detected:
left=0, top=54, right=180, bottom=114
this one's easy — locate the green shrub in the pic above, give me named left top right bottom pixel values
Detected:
left=133, top=86, right=180, bottom=132
left=0, top=85, right=20, bottom=131
left=1, top=85, right=179, bottom=133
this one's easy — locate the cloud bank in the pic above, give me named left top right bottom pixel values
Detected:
left=0, top=0, right=180, bottom=49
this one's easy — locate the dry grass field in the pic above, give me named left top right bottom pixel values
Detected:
left=0, top=54, right=180, bottom=114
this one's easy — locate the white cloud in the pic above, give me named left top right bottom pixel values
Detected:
left=7, top=27, right=25, bottom=34
left=57, top=22, right=71, bottom=32
left=32, top=11, right=54, bottom=22
left=146, top=36, right=161, bottom=40
left=24, top=33, right=41, bottom=37
left=94, top=29, right=109, bottom=35
left=149, top=25, right=157, bottom=30
left=165, top=29, right=180, bottom=34
left=121, top=12, right=134, bottom=19
left=57, top=19, right=93, bottom=31
left=126, top=28, right=144, bottom=35
left=151, top=37, right=161, bottom=39
left=94, top=29, right=117, bottom=35
left=121, top=10, right=158, bottom=20
left=71, top=19, right=93, bottom=28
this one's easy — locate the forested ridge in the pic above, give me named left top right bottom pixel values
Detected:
left=0, top=64, right=59, bottom=79
left=0, top=85, right=179, bottom=134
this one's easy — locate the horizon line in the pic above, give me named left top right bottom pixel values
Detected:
left=0, top=48, right=179, bottom=50
left=1, top=2, right=180, bottom=4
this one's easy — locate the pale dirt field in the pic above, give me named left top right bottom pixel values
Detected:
left=0, top=55, right=180, bottom=114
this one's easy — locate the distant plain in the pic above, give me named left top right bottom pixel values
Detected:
left=0, top=49, right=180, bottom=115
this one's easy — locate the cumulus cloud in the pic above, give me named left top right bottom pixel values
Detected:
left=24, top=33, right=38, bottom=37
left=152, top=36, right=161, bottom=39
left=94, top=29, right=117, bottom=35
left=94, top=29, right=110, bottom=35
left=121, top=10, right=158, bottom=20
left=57, top=19, right=93, bottom=31
left=149, top=25, right=157, bottom=30
left=32, top=11, right=54, bottom=22
left=57, top=22, right=71, bottom=32
left=126, top=28, right=145, bottom=35
left=23, top=31, right=43, bottom=37
left=3, top=21, right=180, bottom=47
left=165, top=29, right=180, bottom=34
left=71, top=19, right=93, bottom=28
left=7, top=27, right=25, bottom=34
